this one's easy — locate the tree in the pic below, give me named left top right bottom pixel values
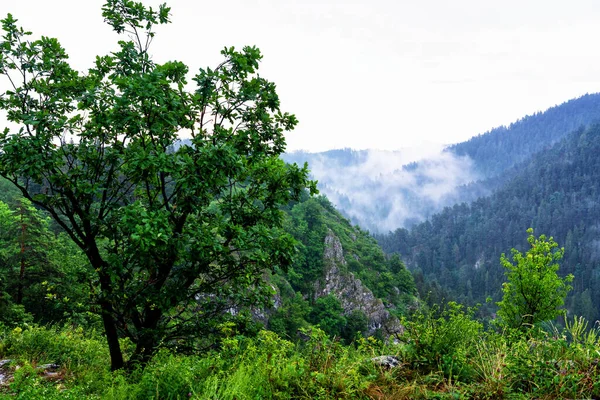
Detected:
left=0, top=199, right=55, bottom=311
left=497, top=229, right=573, bottom=329
left=341, top=309, right=368, bottom=343
left=0, top=199, right=94, bottom=325
left=388, top=254, right=416, bottom=295
left=0, top=1, right=314, bottom=370
left=268, top=292, right=310, bottom=339
left=308, top=295, right=346, bottom=338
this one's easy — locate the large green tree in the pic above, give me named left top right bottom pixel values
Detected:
left=497, top=229, right=573, bottom=329
left=0, top=0, right=314, bottom=370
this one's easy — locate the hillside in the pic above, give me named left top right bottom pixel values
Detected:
left=269, top=194, right=417, bottom=340
left=448, top=93, right=600, bottom=178
left=377, top=123, right=600, bottom=321
left=0, top=181, right=416, bottom=343
left=282, top=93, right=600, bottom=232
left=3, top=188, right=600, bottom=399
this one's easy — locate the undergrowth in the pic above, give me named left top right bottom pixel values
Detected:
left=0, top=314, right=599, bottom=399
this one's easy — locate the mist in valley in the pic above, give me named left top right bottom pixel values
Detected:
left=282, top=145, right=482, bottom=233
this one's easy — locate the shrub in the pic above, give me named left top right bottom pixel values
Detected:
left=402, top=302, right=482, bottom=381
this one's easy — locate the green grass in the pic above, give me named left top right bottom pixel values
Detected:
left=0, top=317, right=599, bottom=399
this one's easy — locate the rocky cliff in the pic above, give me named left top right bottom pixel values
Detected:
left=314, top=229, right=403, bottom=336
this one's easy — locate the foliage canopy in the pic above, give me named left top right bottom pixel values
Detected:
left=0, top=0, right=314, bottom=370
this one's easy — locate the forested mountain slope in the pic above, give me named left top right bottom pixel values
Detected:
left=281, top=94, right=600, bottom=231
left=377, top=123, right=600, bottom=321
left=269, top=195, right=417, bottom=340
left=448, top=93, right=600, bottom=178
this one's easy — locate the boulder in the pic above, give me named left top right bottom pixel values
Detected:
left=371, top=355, right=401, bottom=369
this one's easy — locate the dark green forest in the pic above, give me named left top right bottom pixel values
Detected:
left=448, top=93, right=600, bottom=178
left=377, top=123, right=600, bottom=322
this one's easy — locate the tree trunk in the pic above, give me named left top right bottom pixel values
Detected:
left=126, top=308, right=162, bottom=371
left=100, top=299, right=125, bottom=371
left=126, top=336, right=158, bottom=371
left=87, top=245, right=125, bottom=371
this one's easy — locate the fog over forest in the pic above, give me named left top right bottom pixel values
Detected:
left=283, top=145, right=480, bottom=232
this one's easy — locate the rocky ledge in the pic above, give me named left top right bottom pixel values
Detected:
left=314, top=229, right=403, bottom=337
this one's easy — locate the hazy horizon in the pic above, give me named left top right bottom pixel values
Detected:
left=4, top=1, right=600, bottom=152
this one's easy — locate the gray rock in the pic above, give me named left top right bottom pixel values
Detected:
left=42, top=371, right=61, bottom=380
left=314, top=229, right=404, bottom=337
left=371, top=355, right=401, bottom=369
left=323, top=230, right=346, bottom=266
left=0, top=359, right=12, bottom=386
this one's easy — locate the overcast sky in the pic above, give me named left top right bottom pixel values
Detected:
left=3, top=0, right=600, bottom=152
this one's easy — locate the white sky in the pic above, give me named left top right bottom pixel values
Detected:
left=3, top=0, right=600, bottom=152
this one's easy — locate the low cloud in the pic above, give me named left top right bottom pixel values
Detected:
left=284, top=145, right=479, bottom=232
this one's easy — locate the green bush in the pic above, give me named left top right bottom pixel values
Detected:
left=502, top=317, right=600, bottom=398
left=402, top=302, right=482, bottom=381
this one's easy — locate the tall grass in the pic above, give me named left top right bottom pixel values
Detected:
left=1, top=316, right=599, bottom=399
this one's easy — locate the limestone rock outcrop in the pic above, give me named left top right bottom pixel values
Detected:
left=314, top=229, right=403, bottom=337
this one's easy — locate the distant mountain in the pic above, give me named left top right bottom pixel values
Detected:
left=376, top=123, right=600, bottom=322
left=282, top=93, right=600, bottom=232
left=448, top=93, right=600, bottom=178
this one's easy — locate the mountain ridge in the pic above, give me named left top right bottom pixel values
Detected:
left=282, top=93, right=600, bottom=232
left=377, top=122, right=600, bottom=321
